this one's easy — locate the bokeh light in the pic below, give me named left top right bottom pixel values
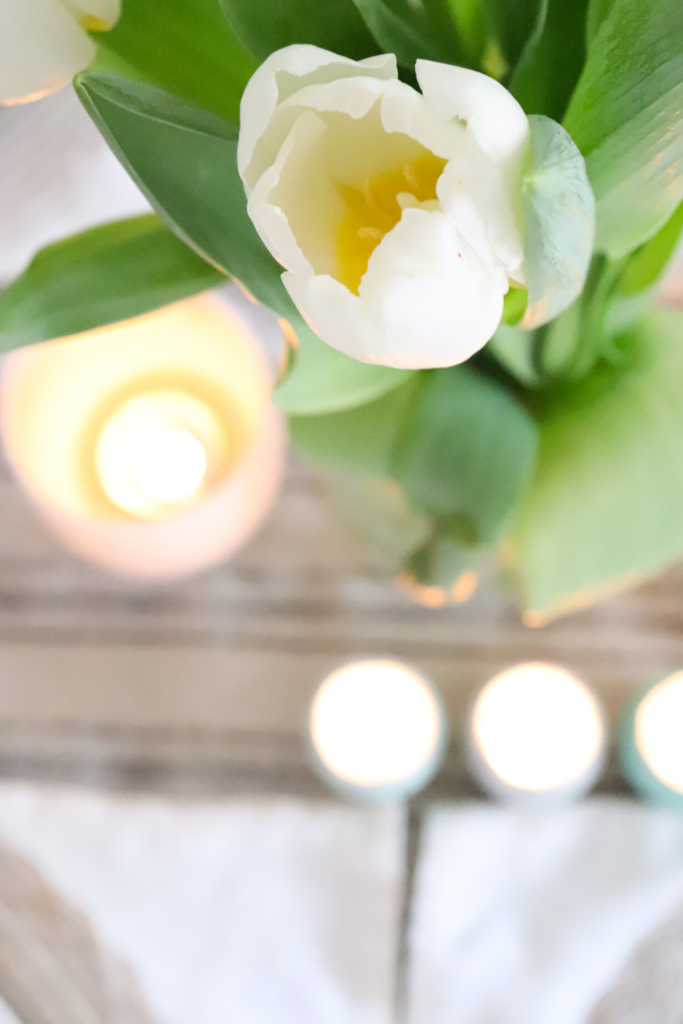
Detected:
left=635, top=671, right=683, bottom=793
left=470, top=662, right=604, bottom=796
left=310, top=660, right=443, bottom=794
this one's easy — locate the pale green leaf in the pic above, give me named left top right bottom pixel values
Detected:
left=289, top=375, right=421, bottom=472
left=275, top=321, right=413, bottom=415
left=519, top=114, right=595, bottom=329
left=326, top=470, right=431, bottom=575
left=486, top=322, right=539, bottom=386
left=514, top=310, right=683, bottom=618
left=616, top=199, right=683, bottom=298
left=563, top=0, right=683, bottom=258
left=0, top=215, right=223, bottom=351
left=392, top=365, right=538, bottom=544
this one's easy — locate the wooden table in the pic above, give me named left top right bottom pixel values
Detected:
left=1, top=449, right=682, bottom=800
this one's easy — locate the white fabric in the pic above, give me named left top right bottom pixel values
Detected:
left=0, top=84, right=149, bottom=283
left=0, top=783, right=403, bottom=1024
left=408, top=798, right=683, bottom=1024
left=0, top=994, right=22, bottom=1024
left=2, top=784, right=682, bottom=1022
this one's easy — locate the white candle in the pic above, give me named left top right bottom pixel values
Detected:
left=621, top=671, right=683, bottom=811
left=467, top=662, right=606, bottom=809
left=308, top=659, right=447, bottom=802
left=0, top=293, right=286, bottom=579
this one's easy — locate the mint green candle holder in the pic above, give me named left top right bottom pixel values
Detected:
left=620, top=672, right=683, bottom=812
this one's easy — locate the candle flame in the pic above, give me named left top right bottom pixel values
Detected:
left=95, top=390, right=225, bottom=519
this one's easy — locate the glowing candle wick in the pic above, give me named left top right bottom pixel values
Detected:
left=127, top=424, right=207, bottom=504
left=94, top=389, right=224, bottom=519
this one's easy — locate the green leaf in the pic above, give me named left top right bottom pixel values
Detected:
left=528, top=254, right=624, bottom=382
left=406, top=525, right=482, bottom=588
left=486, top=322, right=539, bottom=386
left=91, top=0, right=257, bottom=124
left=276, top=321, right=414, bottom=415
left=513, top=310, right=683, bottom=619
left=289, top=375, right=421, bottom=472
left=563, top=0, right=683, bottom=259
left=501, top=286, right=528, bottom=326
left=0, top=216, right=224, bottom=352
left=603, top=201, right=683, bottom=335
left=75, top=73, right=293, bottom=318
left=585, top=0, right=615, bottom=49
left=510, top=0, right=590, bottom=122
left=218, top=0, right=377, bottom=61
left=326, top=470, right=431, bottom=575
left=392, top=365, right=538, bottom=544
left=444, top=0, right=487, bottom=65
left=616, top=199, right=683, bottom=298
left=531, top=295, right=583, bottom=379
left=519, top=114, right=595, bottom=330
left=480, top=0, right=540, bottom=70
left=75, top=74, right=412, bottom=417
left=350, top=0, right=466, bottom=69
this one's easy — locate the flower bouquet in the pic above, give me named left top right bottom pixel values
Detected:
left=1, top=0, right=682, bottom=621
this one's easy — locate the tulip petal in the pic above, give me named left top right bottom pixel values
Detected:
left=284, top=81, right=433, bottom=187
left=280, top=75, right=386, bottom=121
left=238, top=44, right=397, bottom=189
left=238, top=47, right=530, bottom=370
left=380, top=78, right=464, bottom=162
left=412, top=62, right=528, bottom=283
left=415, top=60, right=529, bottom=162
left=438, top=143, right=524, bottom=284
left=244, top=75, right=390, bottom=198
left=250, top=92, right=443, bottom=279
left=0, top=0, right=95, bottom=105
left=283, top=209, right=503, bottom=369
left=248, top=110, right=339, bottom=277
left=66, top=0, right=120, bottom=30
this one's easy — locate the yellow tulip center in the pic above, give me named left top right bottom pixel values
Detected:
left=79, top=14, right=114, bottom=30
left=335, top=153, right=447, bottom=295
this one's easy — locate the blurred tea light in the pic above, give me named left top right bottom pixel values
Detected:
left=621, top=671, right=683, bottom=810
left=0, top=293, right=286, bottom=579
left=309, top=660, right=447, bottom=801
left=467, top=662, right=606, bottom=809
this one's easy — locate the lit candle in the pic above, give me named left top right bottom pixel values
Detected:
left=0, top=293, right=286, bottom=579
left=467, top=662, right=606, bottom=809
left=621, top=671, right=683, bottom=810
left=308, top=660, right=447, bottom=802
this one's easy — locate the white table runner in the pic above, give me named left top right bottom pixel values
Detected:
left=0, top=784, right=403, bottom=1024
left=408, top=798, right=683, bottom=1024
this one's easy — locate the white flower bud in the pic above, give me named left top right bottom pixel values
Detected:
left=0, top=0, right=120, bottom=106
left=239, top=45, right=530, bottom=370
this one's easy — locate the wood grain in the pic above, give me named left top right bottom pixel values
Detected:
left=0, top=449, right=682, bottom=797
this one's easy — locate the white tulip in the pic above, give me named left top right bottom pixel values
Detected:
left=238, top=45, right=530, bottom=370
left=0, top=0, right=120, bottom=106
